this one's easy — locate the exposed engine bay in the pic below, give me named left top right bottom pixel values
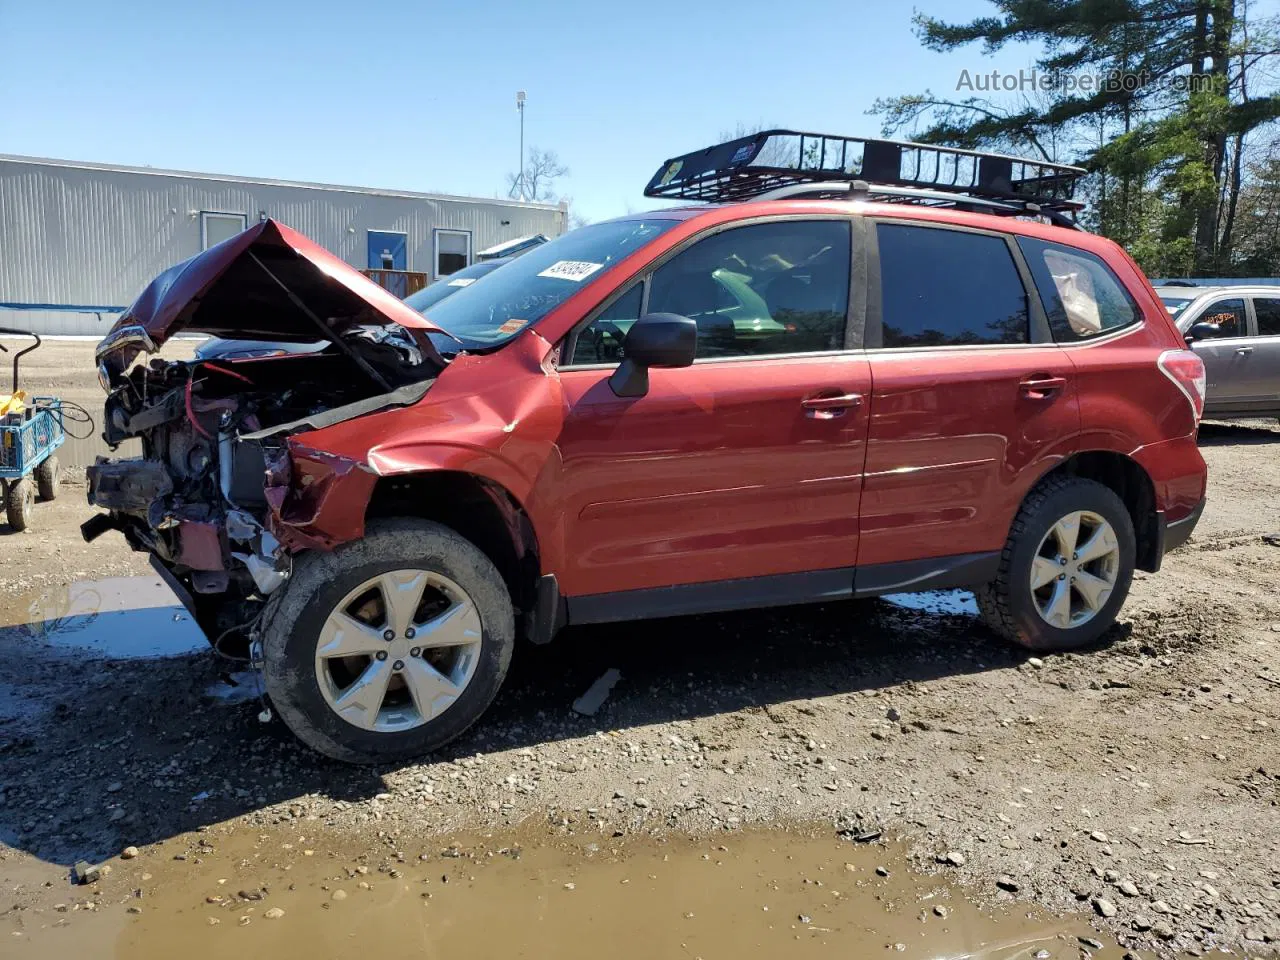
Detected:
left=84, top=330, right=439, bottom=646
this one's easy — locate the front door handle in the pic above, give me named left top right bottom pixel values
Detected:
left=1019, top=374, right=1068, bottom=399
left=802, top=392, right=863, bottom=419
left=1236, top=346, right=1254, bottom=355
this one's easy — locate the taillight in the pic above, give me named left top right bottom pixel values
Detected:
left=1158, top=349, right=1207, bottom=422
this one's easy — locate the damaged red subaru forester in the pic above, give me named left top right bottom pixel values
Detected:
left=85, top=132, right=1208, bottom=763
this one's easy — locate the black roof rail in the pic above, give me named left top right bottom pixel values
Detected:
left=644, top=129, right=1086, bottom=222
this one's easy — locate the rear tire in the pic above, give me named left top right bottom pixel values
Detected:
left=6, top=477, right=33, bottom=532
left=35, top=455, right=59, bottom=501
left=262, top=518, right=514, bottom=764
left=978, top=476, right=1135, bottom=652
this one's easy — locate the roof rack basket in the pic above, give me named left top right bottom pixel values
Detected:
left=644, top=129, right=1086, bottom=222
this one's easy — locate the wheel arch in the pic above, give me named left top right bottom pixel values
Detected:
left=1034, top=451, right=1160, bottom=572
left=364, top=469, right=543, bottom=620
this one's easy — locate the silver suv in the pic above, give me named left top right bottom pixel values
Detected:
left=1155, top=284, right=1280, bottom=420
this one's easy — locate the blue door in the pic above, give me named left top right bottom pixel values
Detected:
left=367, top=231, right=408, bottom=297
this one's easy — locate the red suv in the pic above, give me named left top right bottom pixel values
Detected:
left=86, top=131, right=1208, bottom=763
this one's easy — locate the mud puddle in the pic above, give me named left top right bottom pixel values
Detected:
left=4, top=824, right=1143, bottom=960
left=882, top=589, right=979, bottom=616
left=0, top=576, right=208, bottom=659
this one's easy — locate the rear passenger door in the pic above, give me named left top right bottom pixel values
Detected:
left=1245, top=297, right=1280, bottom=412
left=857, top=221, right=1080, bottom=586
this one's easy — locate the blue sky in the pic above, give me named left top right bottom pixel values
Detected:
left=0, top=0, right=1271, bottom=223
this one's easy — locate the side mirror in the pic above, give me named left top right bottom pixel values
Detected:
left=608, top=313, right=697, bottom=398
left=1186, top=321, right=1221, bottom=342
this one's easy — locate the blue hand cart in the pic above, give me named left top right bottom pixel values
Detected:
left=0, top=329, right=65, bottom=531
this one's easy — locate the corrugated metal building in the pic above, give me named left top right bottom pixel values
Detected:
left=0, top=154, right=567, bottom=336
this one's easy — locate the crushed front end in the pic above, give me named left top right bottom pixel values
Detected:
left=82, top=218, right=446, bottom=649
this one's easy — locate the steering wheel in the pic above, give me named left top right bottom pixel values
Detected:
left=591, top=322, right=627, bottom=363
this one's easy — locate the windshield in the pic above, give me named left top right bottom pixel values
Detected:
left=404, top=261, right=504, bottom=314
left=422, top=219, right=678, bottom=347
left=1159, top=296, right=1194, bottom=318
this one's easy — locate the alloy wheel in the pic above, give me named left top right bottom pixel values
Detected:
left=315, top=569, right=483, bottom=732
left=1030, top=510, right=1121, bottom=630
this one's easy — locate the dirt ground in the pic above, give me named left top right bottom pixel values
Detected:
left=0, top=341, right=1277, bottom=958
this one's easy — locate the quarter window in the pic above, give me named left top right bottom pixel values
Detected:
left=876, top=224, right=1029, bottom=347
left=569, top=285, right=643, bottom=365
left=1017, top=237, right=1139, bottom=342
left=1254, top=298, right=1280, bottom=337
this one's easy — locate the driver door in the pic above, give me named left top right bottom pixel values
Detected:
left=546, top=218, right=872, bottom=607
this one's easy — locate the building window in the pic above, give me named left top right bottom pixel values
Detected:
left=434, top=229, right=472, bottom=277
left=367, top=230, right=408, bottom=271
left=201, top=212, right=248, bottom=250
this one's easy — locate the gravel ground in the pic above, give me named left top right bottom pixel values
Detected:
left=0, top=341, right=1276, bottom=956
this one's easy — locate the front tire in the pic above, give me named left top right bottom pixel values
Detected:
left=262, top=518, right=514, bottom=764
left=978, top=476, right=1135, bottom=652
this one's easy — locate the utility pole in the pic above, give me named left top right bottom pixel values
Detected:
left=516, top=90, right=527, bottom=201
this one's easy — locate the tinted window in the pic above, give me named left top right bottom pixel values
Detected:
left=1254, top=298, right=1280, bottom=337
left=1018, top=237, right=1139, bottom=342
left=1159, top=296, right=1194, bottom=318
left=877, top=224, right=1028, bottom=347
left=647, top=220, right=850, bottom=358
left=1195, top=298, right=1246, bottom=337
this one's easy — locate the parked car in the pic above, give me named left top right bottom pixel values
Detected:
left=193, top=257, right=516, bottom=361
left=86, top=130, right=1207, bottom=763
left=1152, top=283, right=1280, bottom=420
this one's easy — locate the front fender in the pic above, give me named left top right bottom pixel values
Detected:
left=267, top=332, right=566, bottom=556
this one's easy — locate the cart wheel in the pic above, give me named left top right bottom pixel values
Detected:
left=35, top=455, right=59, bottom=501
left=6, top=477, right=33, bottom=532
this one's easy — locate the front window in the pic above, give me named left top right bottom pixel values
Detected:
left=1160, top=296, right=1194, bottom=318
left=422, top=219, right=678, bottom=348
left=1192, top=298, right=1246, bottom=337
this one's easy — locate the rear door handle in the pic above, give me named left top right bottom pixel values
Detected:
left=1019, top=374, right=1068, bottom=399
left=1236, top=346, right=1254, bottom=355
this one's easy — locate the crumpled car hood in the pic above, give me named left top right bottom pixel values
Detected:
left=97, top=218, right=444, bottom=366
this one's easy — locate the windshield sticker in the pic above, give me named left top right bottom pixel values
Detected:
left=447, top=277, right=476, bottom=287
left=730, top=144, right=754, bottom=165
left=498, top=318, right=529, bottom=335
left=537, top=260, right=604, bottom=283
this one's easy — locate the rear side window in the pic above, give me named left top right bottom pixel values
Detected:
left=1018, top=238, right=1139, bottom=342
left=876, top=224, right=1029, bottom=347
left=1254, top=298, right=1280, bottom=336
